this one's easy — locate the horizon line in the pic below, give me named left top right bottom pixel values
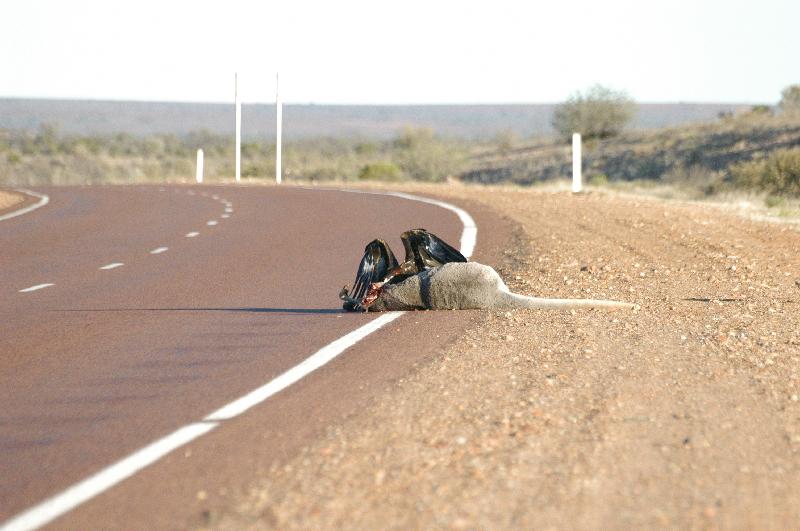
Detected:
left=0, top=95, right=767, bottom=107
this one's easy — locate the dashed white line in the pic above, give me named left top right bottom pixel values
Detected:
left=185, top=232, right=199, bottom=238
left=149, top=247, right=169, bottom=255
left=224, top=208, right=233, bottom=213
left=99, top=263, right=124, bottom=270
left=18, top=283, right=54, bottom=293
left=206, top=220, right=218, bottom=226
left=211, top=194, right=219, bottom=200
left=221, top=214, right=230, bottom=219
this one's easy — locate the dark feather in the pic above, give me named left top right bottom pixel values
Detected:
left=342, top=239, right=398, bottom=311
left=400, top=229, right=467, bottom=272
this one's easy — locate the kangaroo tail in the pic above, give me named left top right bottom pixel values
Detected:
left=498, top=291, right=635, bottom=310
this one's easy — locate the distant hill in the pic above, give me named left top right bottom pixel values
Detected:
left=0, top=98, right=753, bottom=140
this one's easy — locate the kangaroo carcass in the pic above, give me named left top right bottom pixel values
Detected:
left=340, top=230, right=634, bottom=312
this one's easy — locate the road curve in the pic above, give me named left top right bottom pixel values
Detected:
left=0, top=184, right=512, bottom=530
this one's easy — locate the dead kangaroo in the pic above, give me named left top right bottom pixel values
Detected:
left=340, top=229, right=635, bottom=312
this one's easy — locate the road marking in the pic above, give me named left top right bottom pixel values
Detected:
left=0, top=188, right=477, bottom=531
left=206, top=220, right=218, bottom=226
left=224, top=208, right=233, bottom=213
left=99, top=263, right=124, bottom=270
left=211, top=195, right=219, bottom=200
left=149, top=247, right=168, bottom=255
left=221, top=214, right=230, bottom=219
left=185, top=232, right=199, bottom=238
left=205, top=312, right=404, bottom=421
left=373, top=190, right=477, bottom=259
left=0, top=189, right=50, bottom=222
left=0, top=422, right=218, bottom=531
left=310, top=188, right=478, bottom=258
left=18, top=283, right=54, bottom=293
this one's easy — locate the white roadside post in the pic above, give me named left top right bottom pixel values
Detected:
left=572, top=132, right=582, bottom=193
left=276, top=72, right=282, bottom=184
left=195, top=149, right=204, bottom=183
left=235, top=73, right=242, bottom=183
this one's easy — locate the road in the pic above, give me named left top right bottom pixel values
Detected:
left=0, top=185, right=509, bottom=530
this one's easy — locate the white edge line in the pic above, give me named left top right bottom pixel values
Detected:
left=375, top=190, right=477, bottom=259
left=0, top=187, right=477, bottom=531
left=300, top=187, right=478, bottom=259
left=0, top=422, right=218, bottom=531
left=0, top=189, right=50, bottom=222
left=18, top=283, right=54, bottom=293
left=205, top=312, right=404, bottom=421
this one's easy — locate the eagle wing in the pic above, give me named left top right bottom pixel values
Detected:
left=419, top=230, right=468, bottom=266
left=341, top=239, right=399, bottom=311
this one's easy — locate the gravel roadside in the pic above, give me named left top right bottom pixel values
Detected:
left=211, top=184, right=800, bottom=530
left=0, top=189, right=24, bottom=212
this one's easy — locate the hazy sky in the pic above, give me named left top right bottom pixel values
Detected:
left=2, top=0, right=797, bottom=104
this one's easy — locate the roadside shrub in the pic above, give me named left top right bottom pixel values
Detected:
left=765, top=195, right=786, bottom=208
left=746, top=105, right=773, bottom=118
left=588, top=174, right=609, bottom=186
left=552, top=85, right=635, bottom=141
left=242, top=163, right=266, bottom=178
left=358, top=161, right=403, bottom=181
left=779, top=84, right=800, bottom=115
left=355, top=142, right=378, bottom=155
left=392, top=127, right=465, bottom=182
left=494, top=130, right=518, bottom=155
left=730, top=148, right=800, bottom=196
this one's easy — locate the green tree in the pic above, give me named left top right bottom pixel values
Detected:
left=779, top=84, right=800, bottom=115
left=552, top=85, right=636, bottom=140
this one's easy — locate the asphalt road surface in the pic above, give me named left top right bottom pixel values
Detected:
left=0, top=185, right=508, bottom=530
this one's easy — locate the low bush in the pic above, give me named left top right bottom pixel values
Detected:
left=358, top=161, right=403, bottom=181
left=730, top=148, right=800, bottom=196
left=765, top=195, right=786, bottom=208
left=588, top=174, right=609, bottom=186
